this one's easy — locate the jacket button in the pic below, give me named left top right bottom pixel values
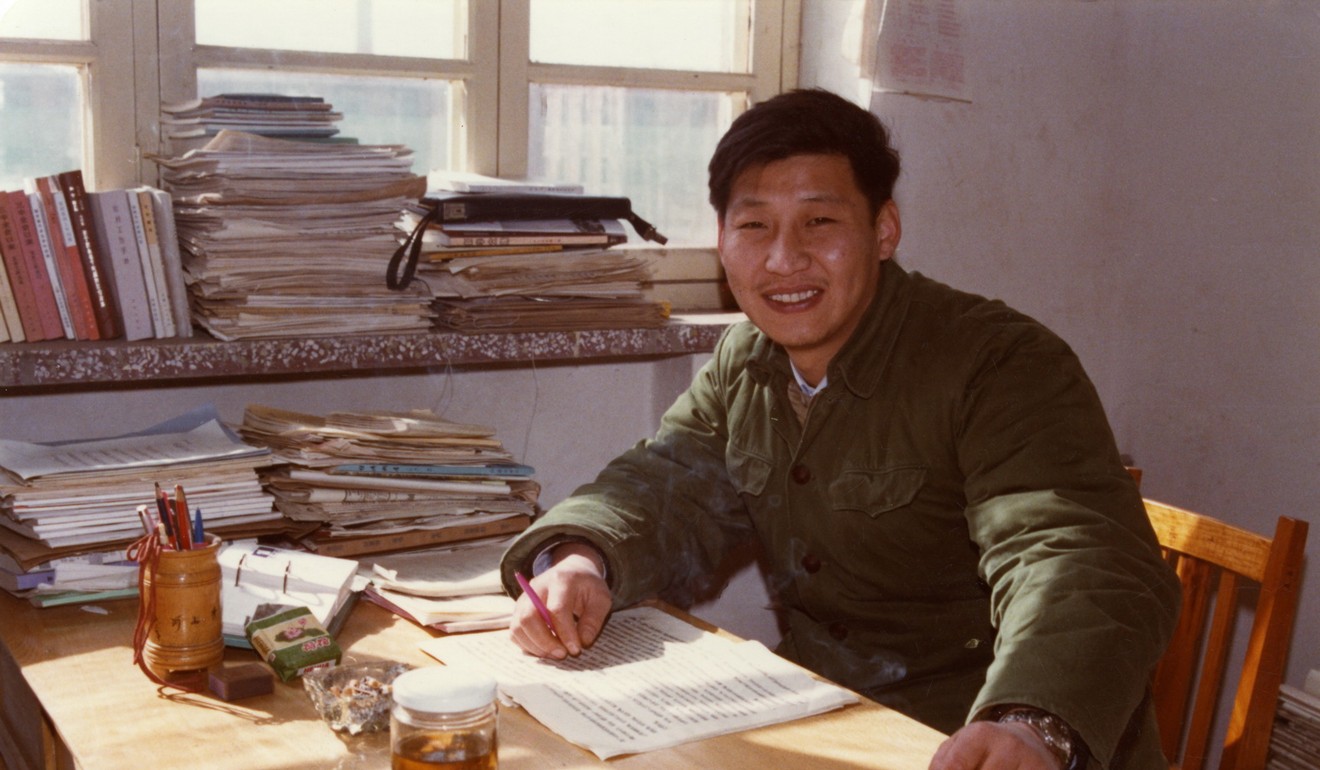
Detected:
left=801, top=554, right=822, bottom=573
left=827, top=622, right=849, bottom=641
left=790, top=464, right=812, bottom=484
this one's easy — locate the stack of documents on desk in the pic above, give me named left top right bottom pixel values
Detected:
left=153, top=127, right=431, bottom=340
left=0, top=546, right=138, bottom=606
left=421, top=605, right=859, bottom=759
left=402, top=173, right=670, bottom=332
left=361, top=535, right=515, bottom=632
left=0, top=407, right=281, bottom=569
left=238, top=404, right=538, bottom=558
left=1270, top=670, right=1320, bottom=769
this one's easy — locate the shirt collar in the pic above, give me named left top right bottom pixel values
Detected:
left=789, top=361, right=828, bottom=397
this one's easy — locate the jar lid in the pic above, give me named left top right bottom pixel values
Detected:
left=392, top=666, right=497, bottom=713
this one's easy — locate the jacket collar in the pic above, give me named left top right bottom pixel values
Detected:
left=745, top=259, right=913, bottom=399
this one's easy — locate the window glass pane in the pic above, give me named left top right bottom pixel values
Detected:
left=530, top=0, right=746, bottom=72
left=528, top=85, right=737, bottom=246
left=195, top=0, right=465, bottom=60
left=0, top=0, right=83, bottom=41
left=196, top=69, right=454, bottom=176
left=0, top=64, right=83, bottom=190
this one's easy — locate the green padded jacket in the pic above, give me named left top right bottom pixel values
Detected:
left=502, top=259, right=1180, bottom=769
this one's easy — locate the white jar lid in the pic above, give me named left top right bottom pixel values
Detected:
left=392, top=666, right=497, bottom=713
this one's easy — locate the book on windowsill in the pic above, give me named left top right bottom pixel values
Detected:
left=426, top=218, right=629, bottom=248
left=26, top=175, right=99, bottom=340
left=1, top=189, right=65, bottom=340
left=0, top=193, right=46, bottom=341
left=57, top=170, right=123, bottom=340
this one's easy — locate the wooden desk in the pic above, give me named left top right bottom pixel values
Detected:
left=0, top=591, right=945, bottom=769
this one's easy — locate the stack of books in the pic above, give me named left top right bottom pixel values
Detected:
left=361, top=536, right=519, bottom=633
left=154, top=123, right=430, bottom=341
left=237, top=404, right=538, bottom=558
left=399, top=173, right=671, bottom=333
left=0, top=172, right=191, bottom=343
left=161, top=93, right=345, bottom=156
left=0, top=406, right=283, bottom=602
left=1270, top=671, right=1320, bottom=769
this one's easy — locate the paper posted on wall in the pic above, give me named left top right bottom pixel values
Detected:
left=419, top=605, right=859, bottom=759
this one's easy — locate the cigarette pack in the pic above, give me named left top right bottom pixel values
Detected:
left=246, top=606, right=341, bottom=681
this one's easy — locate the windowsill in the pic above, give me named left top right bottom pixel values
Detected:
left=0, top=314, right=745, bottom=391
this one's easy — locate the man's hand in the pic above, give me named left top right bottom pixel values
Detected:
left=929, top=720, right=1064, bottom=770
left=509, top=542, right=612, bottom=660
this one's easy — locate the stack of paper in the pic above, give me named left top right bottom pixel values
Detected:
left=0, top=406, right=282, bottom=571
left=153, top=128, right=431, bottom=340
left=238, top=404, right=538, bottom=558
left=1270, top=671, right=1320, bottom=769
left=361, top=536, right=516, bottom=633
left=421, top=605, right=859, bottom=759
left=0, top=546, right=138, bottom=607
left=161, top=94, right=344, bottom=150
left=398, top=175, right=670, bottom=332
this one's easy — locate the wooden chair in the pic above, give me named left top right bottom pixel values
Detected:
left=1144, top=499, right=1309, bottom=770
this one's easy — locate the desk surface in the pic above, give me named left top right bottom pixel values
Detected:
left=0, top=591, right=944, bottom=770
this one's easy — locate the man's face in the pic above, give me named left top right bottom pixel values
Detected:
left=717, top=153, right=900, bottom=383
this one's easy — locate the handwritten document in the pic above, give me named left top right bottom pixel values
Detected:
left=420, top=606, right=858, bottom=759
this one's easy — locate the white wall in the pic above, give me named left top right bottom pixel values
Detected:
left=803, top=0, right=1320, bottom=758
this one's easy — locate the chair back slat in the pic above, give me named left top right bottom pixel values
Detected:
left=1153, top=556, right=1213, bottom=759
left=1181, top=572, right=1239, bottom=770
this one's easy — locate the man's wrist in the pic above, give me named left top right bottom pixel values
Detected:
left=529, top=536, right=609, bottom=582
left=984, top=705, right=1083, bottom=769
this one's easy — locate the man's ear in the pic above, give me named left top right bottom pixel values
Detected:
left=876, top=200, right=901, bottom=262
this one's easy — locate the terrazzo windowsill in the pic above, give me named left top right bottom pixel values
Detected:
left=0, top=314, right=744, bottom=391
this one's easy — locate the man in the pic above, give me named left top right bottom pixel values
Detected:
left=500, top=89, right=1180, bottom=770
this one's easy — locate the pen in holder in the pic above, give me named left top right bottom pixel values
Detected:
left=130, top=531, right=224, bottom=688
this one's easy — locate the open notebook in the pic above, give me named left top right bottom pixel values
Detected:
left=217, top=541, right=357, bottom=642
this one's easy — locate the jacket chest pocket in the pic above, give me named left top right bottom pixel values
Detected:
left=829, top=466, right=926, bottom=518
left=726, top=444, right=773, bottom=497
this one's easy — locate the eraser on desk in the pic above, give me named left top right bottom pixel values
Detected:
left=209, top=663, right=275, bottom=701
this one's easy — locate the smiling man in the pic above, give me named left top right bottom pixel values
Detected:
left=500, top=89, right=1179, bottom=770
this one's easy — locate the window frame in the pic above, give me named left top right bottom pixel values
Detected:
left=3, top=0, right=801, bottom=258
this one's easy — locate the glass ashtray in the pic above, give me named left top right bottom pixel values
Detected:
left=303, top=660, right=413, bottom=735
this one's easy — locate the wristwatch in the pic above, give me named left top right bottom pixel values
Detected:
left=995, top=706, right=1083, bottom=769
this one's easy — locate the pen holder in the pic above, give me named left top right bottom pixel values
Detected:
left=137, top=534, right=224, bottom=681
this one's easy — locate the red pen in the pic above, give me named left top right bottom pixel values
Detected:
left=515, top=572, right=558, bottom=640
left=173, top=484, right=192, bottom=551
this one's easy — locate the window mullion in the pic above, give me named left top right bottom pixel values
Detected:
left=494, top=0, right=529, bottom=179
left=86, top=0, right=140, bottom=189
